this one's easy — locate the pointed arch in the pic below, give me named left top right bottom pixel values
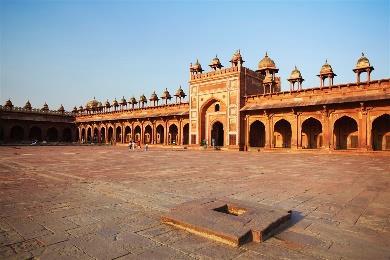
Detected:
left=301, top=117, right=323, bottom=148
left=372, top=114, right=390, bottom=151
left=333, top=116, right=358, bottom=149
left=249, top=120, right=265, bottom=147
left=274, top=119, right=292, bottom=148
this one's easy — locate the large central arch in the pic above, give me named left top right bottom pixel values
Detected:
left=200, top=98, right=226, bottom=144
left=211, top=121, right=224, bottom=146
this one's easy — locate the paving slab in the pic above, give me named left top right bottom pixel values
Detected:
left=0, top=146, right=389, bottom=259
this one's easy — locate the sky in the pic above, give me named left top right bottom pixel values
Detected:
left=0, top=0, right=389, bottom=111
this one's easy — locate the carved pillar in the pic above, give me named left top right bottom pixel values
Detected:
left=322, top=107, right=330, bottom=149
left=179, top=119, right=183, bottom=145
left=152, top=122, right=156, bottom=144
left=245, top=115, right=249, bottom=150
left=297, top=113, right=302, bottom=149
left=268, top=114, right=273, bottom=148
left=164, top=120, right=168, bottom=145
left=141, top=121, right=144, bottom=144
left=359, top=103, right=368, bottom=149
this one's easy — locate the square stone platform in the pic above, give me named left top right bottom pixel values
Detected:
left=162, top=198, right=291, bottom=246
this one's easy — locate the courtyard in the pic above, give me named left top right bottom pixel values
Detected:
left=0, top=146, right=389, bottom=259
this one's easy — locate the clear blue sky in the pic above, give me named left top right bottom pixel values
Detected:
left=1, top=0, right=389, bottom=111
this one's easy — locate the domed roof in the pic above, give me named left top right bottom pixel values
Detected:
left=24, top=100, right=32, bottom=110
left=97, top=102, right=103, bottom=108
left=129, top=96, right=138, bottom=104
left=174, top=85, right=186, bottom=98
left=105, top=99, right=110, bottom=107
left=149, top=91, right=159, bottom=101
left=86, top=97, right=99, bottom=109
left=230, top=49, right=244, bottom=64
left=258, top=52, right=276, bottom=70
left=356, top=52, right=371, bottom=69
left=120, top=96, right=127, bottom=105
left=72, top=106, right=78, bottom=113
left=320, top=60, right=334, bottom=74
left=79, top=105, right=84, bottom=111
left=289, top=66, right=303, bottom=79
left=4, top=99, right=13, bottom=108
left=161, top=88, right=172, bottom=99
left=112, top=98, right=119, bottom=106
left=191, top=59, right=203, bottom=72
left=42, top=102, right=49, bottom=111
left=209, top=55, right=223, bottom=68
left=139, top=94, right=147, bottom=103
left=58, top=104, right=65, bottom=112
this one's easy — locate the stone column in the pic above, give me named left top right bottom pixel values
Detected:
left=141, top=122, right=144, bottom=144
left=359, top=108, right=368, bottom=149
left=164, top=120, right=168, bottom=145
left=152, top=122, right=156, bottom=144
left=297, top=114, right=302, bottom=149
left=179, top=119, right=183, bottom=145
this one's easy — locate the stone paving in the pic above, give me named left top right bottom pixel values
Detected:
left=0, top=146, right=389, bottom=260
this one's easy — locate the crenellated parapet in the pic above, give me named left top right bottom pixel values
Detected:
left=242, top=79, right=390, bottom=111
left=0, top=105, right=75, bottom=117
left=75, top=102, right=189, bottom=123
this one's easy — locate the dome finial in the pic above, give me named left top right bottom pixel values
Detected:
left=362, top=52, right=364, bottom=57
left=325, top=59, right=328, bottom=63
left=265, top=51, right=268, bottom=57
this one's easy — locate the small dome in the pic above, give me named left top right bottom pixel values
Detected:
left=174, top=86, right=186, bottom=98
left=58, top=104, right=65, bottom=112
left=356, top=52, right=371, bottom=69
left=139, top=94, right=147, bottom=103
left=289, top=66, right=302, bottom=79
left=79, top=105, right=84, bottom=111
left=120, top=96, right=127, bottom=105
left=86, top=97, right=99, bottom=109
left=112, top=98, right=119, bottom=107
left=129, top=96, right=138, bottom=104
left=258, top=52, right=276, bottom=70
left=230, top=49, right=244, bottom=64
left=150, top=91, right=159, bottom=101
left=105, top=99, right=110, bottom=107
left=42, top=102, right=49, bottom=111
left=191, top=59, right=203, bottom=72
left=24, top=100, right=32, bottom=110
left=161, top=88, right=172, bottom=100
left=72, top=106, right=78, bottom=113
left=320, top=60, right=334, bottom=74
left=209, top=55, right=223, bottom=68
left=4, top=99, right=13, bottom=108
left=97, top=102, right=103, bottom=108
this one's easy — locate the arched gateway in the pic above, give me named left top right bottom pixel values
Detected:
left=211, top=121, right=224, bottom=147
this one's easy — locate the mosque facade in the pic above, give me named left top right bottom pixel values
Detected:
left=1, top=52, right=389, bottom=151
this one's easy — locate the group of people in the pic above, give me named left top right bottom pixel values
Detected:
left=128, top=140, right=148, bottom=151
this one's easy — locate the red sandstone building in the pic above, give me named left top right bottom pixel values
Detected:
left=1, top=52, right=389, bottom=151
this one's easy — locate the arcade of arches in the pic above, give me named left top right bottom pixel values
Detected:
left=77, top=121, right=190, bottom=146
left=246, top=112, right=390, bottom=151
left=0, top=123, right=74, bottom=143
